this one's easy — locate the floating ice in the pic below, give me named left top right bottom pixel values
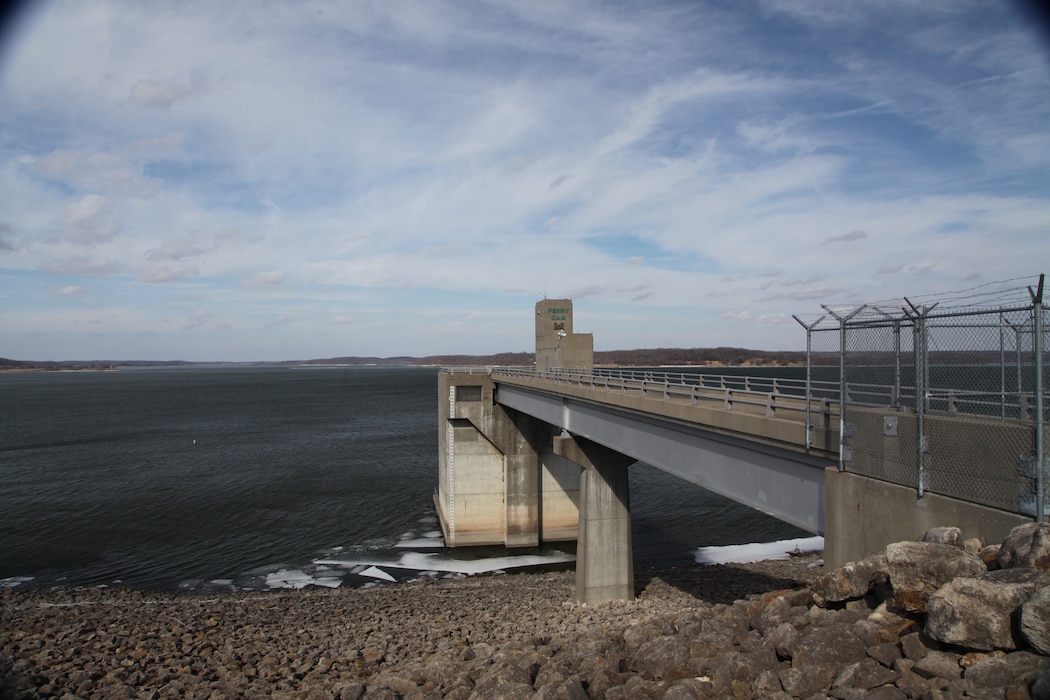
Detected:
left=265, top=569, right=316, bottom=589
left=311, top=577, right=344, bottom=588
left=359, top=566, right=396, bottom=582
left=316, top=549, right=575, bottom=576
left=694, top=536, right=824, bottom=565
left=398, top=551, right=574, bottom=575
left=394, top=538, right=445, bottom=549
left=0, top=576, right=33, bottom=589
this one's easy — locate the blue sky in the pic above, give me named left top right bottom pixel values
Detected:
left=1, top=1, right=1048, bottom=361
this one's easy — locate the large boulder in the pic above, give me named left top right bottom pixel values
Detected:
left=791, top=622, right=868, bottom=686
left=998, top=522, right=1050, bottom=572
left=1021, top=585, right=1050, bottom=655
left=830, top=658, right=898, bottom=691
left=853, top=601, right=919, bottom=645
left=766, top=622, right=801, bottom=659
left=921, top=526, right=963, bottom=548
left=925, top=568, right=1050, bottom=650
left=885, top=541, right=986, bottom=613
left=811, top=554, right=888, bottom=607
left=963, top=650, right=1050, bottom=690
left=629, top=635, right=691, bottom=681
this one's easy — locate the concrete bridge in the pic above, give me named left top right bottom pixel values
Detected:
left=435, top=300, right=1036, bottom=603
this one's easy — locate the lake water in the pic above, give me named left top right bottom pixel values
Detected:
left=0, top=366, right=808, bottom=592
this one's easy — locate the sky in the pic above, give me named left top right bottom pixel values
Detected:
left=1, top=1, right=1048, bottom=362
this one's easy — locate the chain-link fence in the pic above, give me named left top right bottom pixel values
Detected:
left=796, top=275, right=1048, bottom=520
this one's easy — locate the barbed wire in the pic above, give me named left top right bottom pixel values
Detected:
left=794, top=274, right=1044, bottom=331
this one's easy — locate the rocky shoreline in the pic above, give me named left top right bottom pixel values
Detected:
left=3, top=528, right=1050, bottom=699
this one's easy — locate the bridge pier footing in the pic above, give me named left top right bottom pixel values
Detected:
left=554, top=435, right=634, bottom=603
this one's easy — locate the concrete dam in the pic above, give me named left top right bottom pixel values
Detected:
left=435, top=300, right=1039, bottom=603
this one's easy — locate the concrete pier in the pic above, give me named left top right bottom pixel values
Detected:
left=436, top=370, right=579, bottom=548
left=554, top=435, right=635, bottom=604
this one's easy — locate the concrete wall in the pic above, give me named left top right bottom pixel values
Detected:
left=539, top=450, right=581, bottom=541
left=437, top=371, right=581, bottom=547
left=436, top=374, right=507, bottom=546
left=824, top=467, right=1034, bottom=569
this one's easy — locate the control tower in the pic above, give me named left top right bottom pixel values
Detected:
left=535, top=299, right=593, bottom=372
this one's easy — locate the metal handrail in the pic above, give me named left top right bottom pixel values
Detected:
left=490, top=366, right=841, bottom=423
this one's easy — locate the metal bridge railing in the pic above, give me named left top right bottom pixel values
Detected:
left=489, top=366, right=841, bottom=447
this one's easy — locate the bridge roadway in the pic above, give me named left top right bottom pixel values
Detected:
left=489, top=367, right=840, bottom=537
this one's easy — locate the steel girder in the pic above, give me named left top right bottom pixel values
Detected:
left=495, top=382, right=829, bottom=535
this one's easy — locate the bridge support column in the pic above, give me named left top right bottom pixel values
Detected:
left=497, top=408, right=547, bottom=547
left=554, top=435, right=634, bottom=603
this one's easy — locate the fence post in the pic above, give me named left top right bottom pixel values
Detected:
left=794, top=315, right=826, bottom=451
left=894, top=319, right=902, bottom=409
left=822, top=304, right=865, bottom=471
left=905, top=298, right=938, bottom=498
left=1000, top=313, right=1007, bottom=421
left=1029, top=274, right=1045, bottom=521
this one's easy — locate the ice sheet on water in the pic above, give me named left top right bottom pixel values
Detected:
left=394, top=538, right=445, bottom=549
left=264, top=569, right=317, bottom=589
left=1, top=576, right=34, bottom=589
left=316, top=549, right=575, bottom=576
left=397, top=551, right=574, bottom=574
left=694, top=536, right=824, bottom=565
left=359, top=566, right=396, bottom=582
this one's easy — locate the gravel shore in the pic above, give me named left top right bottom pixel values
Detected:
left=2, top=556, right=821, bottom=698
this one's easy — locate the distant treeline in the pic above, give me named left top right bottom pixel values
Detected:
left=300, top=347, right=839, bottom=367
left=0, top=357, right=121, bottom=371
left=594, top=347, right=837, bottom=367
left=9, top=347, right=1021, bottom=371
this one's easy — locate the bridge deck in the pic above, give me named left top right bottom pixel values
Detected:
left=491, top=367, right=841, bottom=460
left=488, top=368, right=841, bottom=535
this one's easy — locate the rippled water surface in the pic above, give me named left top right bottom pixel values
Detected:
left=0, top=366, right=806, bottom=590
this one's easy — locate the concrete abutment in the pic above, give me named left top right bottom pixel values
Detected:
left=824, top=467, right=1035, bottom=569
left=437, top=370, right=582, bottom=549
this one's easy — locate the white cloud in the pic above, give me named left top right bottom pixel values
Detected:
left=243, top=270, right=287, bottom=289
left=34, top=149, right=159, bottom=195
left=263, top=314, right=291, bottom=329
left=182, top=309, right=220, bottom=330
left=0, top=1, right=1047, bottom=360
left=145, top=235, right=209, bottom=262
left=129, top=79, right=184, bottom=110
left=38, top=255, right=121, bottom=276
left=136, top=265, right=198, bottom=283
left=50, top=285, right=84, bottom=296
left=60, top=194, right=122, bottom=245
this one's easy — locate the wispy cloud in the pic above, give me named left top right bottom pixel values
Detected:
left=1, top=1, right=1047, bottom=360
left=826, top=230, right=867, bottom=243
left=243, top=270, right=287, bottom=289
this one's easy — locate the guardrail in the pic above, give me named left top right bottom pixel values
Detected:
left=483, top=366, right=841, bottom=443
